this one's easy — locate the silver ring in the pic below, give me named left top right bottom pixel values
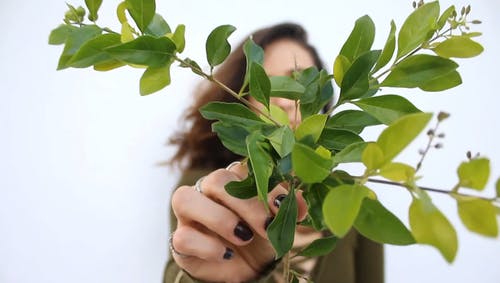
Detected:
left=225, top=161, right=241, bottom=170
left=194, top=177, right=205, bottom=193
left=169, top=232, right=189, bottom=258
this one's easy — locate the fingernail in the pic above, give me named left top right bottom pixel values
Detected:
left=223, top=247, right=234, bottom=260
left=234, top=221, right=253, bottom=241
left=273, top=194, right=287, bottom=208
left=264, top=216, right=274, bottom=230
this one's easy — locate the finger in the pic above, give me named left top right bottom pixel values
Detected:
left=172, top=185, right=255, bottom=246
left=172, top=226, right=234, bottom=261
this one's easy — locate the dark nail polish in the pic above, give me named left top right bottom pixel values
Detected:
left=234, top=221, right=253, bottom=241
left=223, top=247, right=234, bottom=260
left=273, top=194, right=287, bottom=208
left=264, top=216, right=274, bottom=230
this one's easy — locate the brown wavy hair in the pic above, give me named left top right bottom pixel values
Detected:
left=169, top=22, right=325, bottom=170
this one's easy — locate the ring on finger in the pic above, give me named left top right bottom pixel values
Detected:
left=169, top=232, right=189, bottom=258
left=194, top=176, right=205, bottom=194
left=225, top=161, right=241, bottom=171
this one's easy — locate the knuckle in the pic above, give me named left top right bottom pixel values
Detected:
left=171, top=186, right=192, bottom=213
left=172, top=227, right=191, bottom=252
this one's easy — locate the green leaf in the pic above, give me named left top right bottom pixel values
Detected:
left=372, top=20, right=396, bottom=74
left=292, top=143, right=332, bottom=183
left=295, top=114, right=327, bottom=143
left=297, top=235, right=338, bottom=257
left=170, top=24, right=186, bottom=53
left=249, top=63, right=271, bottom=109
left=457, top=158, right=490, bottom=190
left=260, top=104, right=290, bottom=126
left=353, top=95, right=421, bottom=125
left=247, top=132, right=273, bottom=205
left=67, top=33, right=121, bottom=68
left=57, top=25, right=102, bottom=70
left=105, top=35, right=176, bottom=67
left=496, top=177, right=500, bottom=198
left=212, top=122, right=250, bottom=156
left=85, top=0, right=102, bottom=21
left=418, top=70, right=462, bottom=92
left=144, top=14, right=171, bottom=36
left=270, top=76, right=305, bottom=100
left=243, top=37, right=264, bottom=87
left=381, top=54, right=458, bottom=88
left=326, top=110, right=380, bottom=134
left=457, top=197, right=498, bottom=237
left=333, top=55, right=351, bottom=87
left=332, top=142, right=368, bottom=164
left=362, top=143, right=385, bottom=170
left=140, top=60, right=173, bottom=95
left=437, top=6, right=455, bottom=30
left=397, top=1, right=440, bottom=59
left=126, top=0, right=156, bottom=33
left=380, top=162, right=416, bottom=182
left=93, top=60, right=125, bottom=71
left=410, top=195, right=458, bottom=263
left=225, top=175, right=257, bottom=199
left=267, top=190, right=297, bottom=258
left=303, top=183, right=329, bottom=231
left=323, top=184, right=370, bottom=237
left=355, top=198, right=415, bottom=245
left=339, top=15, right=375, bottom=62
left=200, top=102, right=266, bottom=128
left=300, top=70, right=335, bottom=119
left=377, top=112, right=432, bottom=164
left=433, top=36, right=484, bottom=58
left=318, top=129, right=364, bottom=151
left=49, top=24, right=77, bottom=45
left=340, top=50, right=381, bottom=101
left=206, top=25, right=236, bottom=68
left=266, top=126, right=294, bottom=158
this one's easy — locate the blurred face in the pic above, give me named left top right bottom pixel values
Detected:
left=250, top=38, right=316, bottom=127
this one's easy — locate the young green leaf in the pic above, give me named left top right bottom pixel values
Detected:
left=247, top=132, right=273, bottom=205
left=397, top=1, right=440, bottom=59
left=266, top=126, right=295, bottom=158
left=319, top=129, right=363, bottom=151
left=200, top=102, right=266, bottom=128
left=144, top=14, right=171, bottom=36
left=437, top=6, right=455, bottom=30
left=353, top=95, right=421, bottom=125
left=57, top=25, right=102, bottom=70
left=381, top=54, right=458, bottom=88
left=121, top=22, right=135, bottom=42
left=377, top=112, right=432, bottom=164
left=340, top=50, right=381, bottom=101
left=372, top=20, right=396, bottom=74
left=409, top=195, right=458, bottom=263
left=105, top=35, right=176, bottom=67
left=339, top=15, right=375, bottom=62
left=323, top=184, right=370, bottom=237
left=225, top=175, right=257, bottom=199
left=433, top=36, right=484, bottom=58
left=457, top=197, right=498, bottom=237
left=457, top=158, right=490, bottom=190
left=380, top=162, right=416, bottom=182
left=267, top=190, right=297, bottom=258
left=84, top=0, right=102, bottom=21
left=170, top=24, right=186, bottom=53
left=295, top=114, right=327, bottom=143
left=212, top=122, right=250, bottom=156
left=249, top=63, right=271, bottom=109
left=93, top=60, right=125, bottom=72
left=270, top=76, right=305, bottom=100
left=355, top=198, right=415, bottom=245
left=49, top=24, right=77, bottom=45
left=292, top=143, right=332, bottom=183
left=140, top=60, right=173, bottom=95
left=303, top=183, right=330, bottom=231
left=260, top=104, right=290, bottom=126
left=419, top=70, right=462, bottom=92
left=332, top=142, right=368, bottom=164
left=333, top=55, right=351, bottom=87
left=67, top=33, right=121, bottom=68
left=126, top=0, right=156, bottom=33
left=326, top=110, right=380, bottom=134
left=362, top=142, right=385, bottom=171
left=296, top=235, right=338, bottom=257
left=206, top=25, right=236, bottom=68
left=496, top=177, right=500, bottom=198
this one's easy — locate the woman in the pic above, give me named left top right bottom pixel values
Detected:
left=164, top=22, right=384, bottom=283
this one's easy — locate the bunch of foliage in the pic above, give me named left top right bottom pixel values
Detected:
left=50, top=0, right=499, bottom=281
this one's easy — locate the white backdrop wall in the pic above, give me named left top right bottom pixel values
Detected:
left=1, top=0, right=499, bottom=282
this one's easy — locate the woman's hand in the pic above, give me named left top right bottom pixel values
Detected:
left=170, top=162, right=308, bottom=283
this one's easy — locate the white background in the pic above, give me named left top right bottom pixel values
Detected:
left=1, top=0, right=499, bottom=282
